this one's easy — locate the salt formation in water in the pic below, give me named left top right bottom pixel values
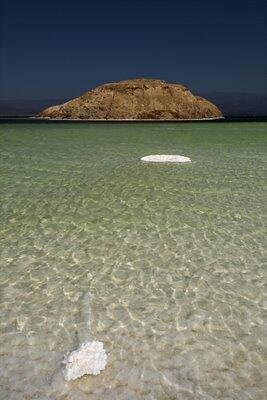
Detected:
left=141, top=155, right=191, bottom=163
left=62, top=340, right=107, bottom=381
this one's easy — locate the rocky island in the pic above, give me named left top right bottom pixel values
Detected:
left=37, top=79, right=223, bottom=120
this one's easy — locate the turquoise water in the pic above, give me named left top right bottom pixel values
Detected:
left=0, top=122, right=266, bottom=400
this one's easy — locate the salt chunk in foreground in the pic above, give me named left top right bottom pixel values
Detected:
left=62, top=341, right=107, bottom=381
left=141, top=155, right=191, bottom=163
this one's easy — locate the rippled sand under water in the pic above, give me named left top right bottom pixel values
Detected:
left=0, top=122, right=266, bottom=400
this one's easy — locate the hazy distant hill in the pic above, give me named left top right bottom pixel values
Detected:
left=0, top=92, right=267, bottom=117
left=199, top=92, right=267, bottom=116
left=0, top=99, right=68, bottom=116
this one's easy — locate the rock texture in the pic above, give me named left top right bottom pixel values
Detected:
left=37, top=79, right=223, bottom=120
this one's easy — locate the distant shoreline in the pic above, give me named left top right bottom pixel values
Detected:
left=33, top=116, right=225, bottom=122
left=0, top=116, right=267, bottom=123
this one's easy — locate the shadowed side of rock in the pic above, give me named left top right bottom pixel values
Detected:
left=37, top=79, right=223, bottom=120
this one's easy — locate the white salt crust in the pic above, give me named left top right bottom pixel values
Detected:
left=141, top=155, right=191, bottom=163
left=62, top=341, right=107, bottom=381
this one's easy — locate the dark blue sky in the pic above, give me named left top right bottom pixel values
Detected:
left=1, top=0, right=267, bottom=100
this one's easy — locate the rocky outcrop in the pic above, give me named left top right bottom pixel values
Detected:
left=37, top=79, right=223, bottom=120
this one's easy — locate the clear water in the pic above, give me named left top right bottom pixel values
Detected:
left=0, top=122, right=266, bottom=400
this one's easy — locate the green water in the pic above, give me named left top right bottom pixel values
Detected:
left=0, top=122, right=266, bottom=400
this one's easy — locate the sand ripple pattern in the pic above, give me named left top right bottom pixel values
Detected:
left=0, top=122, right=266, bottom=399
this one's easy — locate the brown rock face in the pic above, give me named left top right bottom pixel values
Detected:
left=37, top=79, right=223, bottom=120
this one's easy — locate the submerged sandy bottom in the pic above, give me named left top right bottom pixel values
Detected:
left=0, top=122, right=266, bottom=399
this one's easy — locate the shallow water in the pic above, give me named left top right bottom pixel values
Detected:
left=0, top=122, right=266, bottom=400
